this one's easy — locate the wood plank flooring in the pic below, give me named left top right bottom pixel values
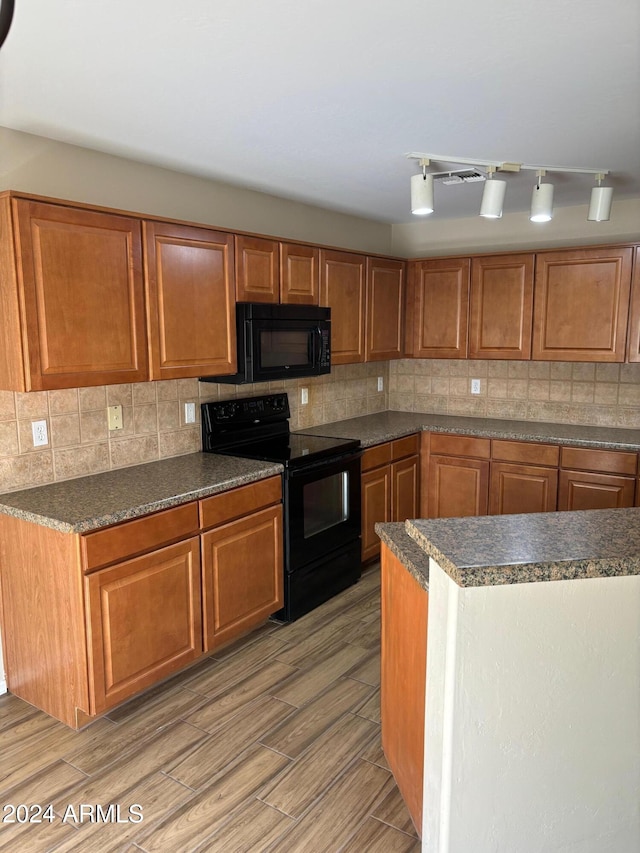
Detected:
left=0, top=565, right=421, bottom=852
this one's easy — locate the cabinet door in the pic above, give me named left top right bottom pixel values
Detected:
left=532, top=247, right=634, bottom=362
left=469, top=254, right=534, bottom=359
left=489, top=462, right=558, bottom=515
left=366, top=257, right=405, bottom=361
left=85, top=537, right=202, bottom=714
left=626, top=246, right=640, bottom=362
left=235, top=235, right=279, bottom=303
left=391, top=455, right=419, bottom=523
left=202, top=505, right=283, bottom=650
left=427, top=455, right=489, bottom=518
left=280, top=243, right=320, bottom=305
left=407, top=258, right=470, bottom=358
left=14, top=199, right=148, bottom=390
left=145, top=221, right=236, bottom=380
left=361, top=464, right=391, bottom=562
left=320, top=249, right=366, bottom=364
left=558, top=471, right=636, bottom=510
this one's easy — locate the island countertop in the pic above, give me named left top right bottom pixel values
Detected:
left=0, top=453, right=283, bottom=533
left=377, top=507, right=640, bottom=591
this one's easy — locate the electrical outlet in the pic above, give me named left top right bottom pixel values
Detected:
left=107, top=405, right=123, bottom=431
left=32, top=420, right=48, bottom=447
left=471, top=378, right=481, bottom=395
left=377, top=376, right=384, bottom=392
left=300, top=387, right=309, bottom=406
left=184, top=402, right=196, bottom=424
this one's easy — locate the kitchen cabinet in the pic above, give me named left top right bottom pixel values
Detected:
left=532, top=246, right=634, bottom=362
left=200, top=476, right=283, bottom=650
left=320, top=249, right=367, bottom=364
left=320, top=250, right=405, bottom=365
left=406, top=257, right=470, bottom=358
left=380, top=541, right=427, bottom=835
left=469, top=253, right=534, bottom=360
left=365, top=257, right=405, bottom=361
left=424, top=433, right=490, bottom=518
left=0, top=475, right=283, bottom=728
left=361, top=434, right=419, bottom=562
left=626, top=246, right=640, bottom=362
left=489, top=439, right=559, bottom=515
left=558, top=446, right=636, bottom=510
left=235, top=236, right=320, bottom=305
left=144, top=221, right=236, bottom=380
left=0, top=195, right=148, bottom=391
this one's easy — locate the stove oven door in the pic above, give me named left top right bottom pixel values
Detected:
left=285, top=451, right=361, bottom=572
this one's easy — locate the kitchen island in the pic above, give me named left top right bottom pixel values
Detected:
left=377, top=510, right=640, bottom=853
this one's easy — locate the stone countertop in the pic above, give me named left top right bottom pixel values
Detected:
left=0, top=453, right=283, bottom=534
left=376, top=508, right=640, bottom=591
left=298, top=411, right=640, bottom=451
left=375, top=522, right=432, bottom=591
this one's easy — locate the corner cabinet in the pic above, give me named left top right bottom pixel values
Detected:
left=144, top=221, right=236, bottom=380
left=0, top=476, right=283, bottom=728
left=532, top=247, right=634, bottom=362
left=1, top=197, right=148, bottom=391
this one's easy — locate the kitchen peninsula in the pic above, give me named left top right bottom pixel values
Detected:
left=377, top=511, right=640, bottom=853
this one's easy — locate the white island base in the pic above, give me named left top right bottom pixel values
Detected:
left=423, top=560, right=640, bottom=853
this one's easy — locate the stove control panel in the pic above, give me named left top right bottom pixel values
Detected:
left=201, top=392, right=291, bottom=441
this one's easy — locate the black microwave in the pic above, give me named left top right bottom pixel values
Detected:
left=201, top=302, right=331, bottom=385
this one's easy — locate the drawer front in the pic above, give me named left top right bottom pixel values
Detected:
left=82, top=502, right=199, bottom=572
left=361, top=441, right=392, bottom=472
left=492, top=439, right=559, bottom=467
left=391, top=433, right=420, bottom=461
left=429, top=433, right=491, bottom=460
left=200, top=475, right=282, bottom=530
left=560, top=446, right=637, bottom=476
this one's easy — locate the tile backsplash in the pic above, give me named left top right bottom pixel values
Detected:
left=2, top=358, right=639, bottom=494
left=0, top=363, right=389, bottom=493
left=388, top=359, right=640, bottom=428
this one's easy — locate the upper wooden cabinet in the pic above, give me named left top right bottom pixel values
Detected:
left=1, top=197, right=148, bottom=391
left=235, top=236, right=319, bottom=305
left=144, top=221, right=236, bottom=380
left=407, top=258, right=470, bottom=359
left=320, top=249, right=367, bottom=364
left=532, top=247, right=634, bottom=362
left=366, top=257, right=405, bottom=361
left=469, top=253, right=534, bottom=360
left=626, top=246, right=640, bottom=362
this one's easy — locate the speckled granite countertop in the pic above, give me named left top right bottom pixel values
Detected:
left=299, top=411, right=640, bottom=451
left=377, top=508, right=640, bottom=591
left=0, top=453, right=282, bottom=533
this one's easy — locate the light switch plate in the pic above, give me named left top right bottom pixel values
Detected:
left=107, top=405, right=123, bottom=431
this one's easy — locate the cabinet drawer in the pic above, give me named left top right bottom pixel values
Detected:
left=81, top=502, right=199, bottom=572
left=200, top=475, right=281, bottom=530
left=429, top=433, right=491, bottom=459
left=362, top=442, right=392, bottom=472
left=560, top=447, right=637, bottom=475
left=492, top=439, right=559, bottom=467
left=391, top=434, right=420, bottom=461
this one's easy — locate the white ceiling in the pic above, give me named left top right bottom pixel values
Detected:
left=1, top=0, right=639, bottom=224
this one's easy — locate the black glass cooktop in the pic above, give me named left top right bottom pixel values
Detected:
left=216, top=433, right=360, bottom=468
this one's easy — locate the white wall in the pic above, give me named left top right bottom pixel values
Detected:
left=423, top=562, right=640, bottom=853
left=0, top=127, right=392, bottom=255
left=393, top=197, right=640, bottom=257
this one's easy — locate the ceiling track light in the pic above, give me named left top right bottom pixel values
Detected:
left=411, top=159, right=434, bottom=215
left=406, top=153, right=612, bottom=222
left=588, top=173, right=613, bottom=222
left=479, top=166, right=506, bottom=219
left=530, top=170, right=554, bottom=223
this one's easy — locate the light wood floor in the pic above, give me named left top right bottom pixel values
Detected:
left=0, top=564, right=421, bottom=852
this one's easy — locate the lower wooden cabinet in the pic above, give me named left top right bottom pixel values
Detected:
left=425, top=434, right=491, bottom=518
left=558, top=446, right=636, bottom=511
left=361, top=435, right=419, bottom=562
left=380, top=541, right=427, bottom=835
left=85, top=537, right=203, bottom=714
left=489, top=440, right=559, bottom=515
left=202, top=504, right=283, bottom=650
